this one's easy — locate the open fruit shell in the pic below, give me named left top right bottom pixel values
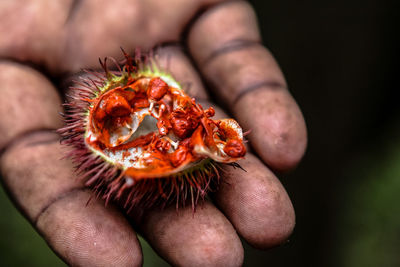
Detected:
left=58, top=50, right=246, bottom=211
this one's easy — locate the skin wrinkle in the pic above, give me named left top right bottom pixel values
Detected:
left=187, top=0, right=244, bottom=34
left=0, top=131, right=81, bottom=219
left=181, top=0, right=238, bottom=41
left=187, top=0, right=261, bottom=64
left=25, top=133, right=60, bottom=147
left=0, top=128, right=58, bottom=157
left=200, top=45, right=288, bottom=105
left=34, top=187, right=86, bottom=225
left=202, top=39, right=262, bottom=66
left=232, top=80, right=288, bottom=106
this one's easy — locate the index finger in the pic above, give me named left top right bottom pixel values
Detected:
left=187, top=1, right=307, bottom=171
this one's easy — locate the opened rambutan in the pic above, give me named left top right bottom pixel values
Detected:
left=58, top=49, right=246, bottom=212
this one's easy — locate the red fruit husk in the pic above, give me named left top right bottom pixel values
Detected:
left=58, top=49, right=245, bottom=212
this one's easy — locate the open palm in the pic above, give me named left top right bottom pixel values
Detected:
left=0, top=1, right=307, bottom=266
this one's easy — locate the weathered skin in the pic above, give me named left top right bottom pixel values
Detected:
left=0, top=0, right=307, bottom=266
left=0, top=63, right=143, bottom=266
left=0, top=62, right=63, bottom=149
left=188, top=1, right=307, bottom=171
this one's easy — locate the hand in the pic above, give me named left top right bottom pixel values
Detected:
left=0, top=1, right=307, bottom=266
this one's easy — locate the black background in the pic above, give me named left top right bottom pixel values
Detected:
left=245, top=0, right=400, bottom=266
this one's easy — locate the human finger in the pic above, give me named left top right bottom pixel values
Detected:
left=0, top=62, right=142, bottom=266
left=130, top=201, right=244, bottom=267
left=195, top=101, right=295, bottom=248
left=213, top=153, right=295, bottom=249
left=187, top=1, right=307, bottom=171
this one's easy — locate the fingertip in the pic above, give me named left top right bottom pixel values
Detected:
left=246, top=187, right=296, bottom=249
left=36, top=190, right=143, bottom=267
left=235, top=89, right=307, bottom=172
left=0, top=131, right=143, bottom=266
left=133, top=202, right=244, bottom=267
left=214, top=153, right=296, bottom=249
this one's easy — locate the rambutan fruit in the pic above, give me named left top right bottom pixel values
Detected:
left=58, top=49, right=246, bottom=212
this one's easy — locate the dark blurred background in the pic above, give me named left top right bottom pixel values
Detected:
left=1, top=0, right=399, bottom=266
